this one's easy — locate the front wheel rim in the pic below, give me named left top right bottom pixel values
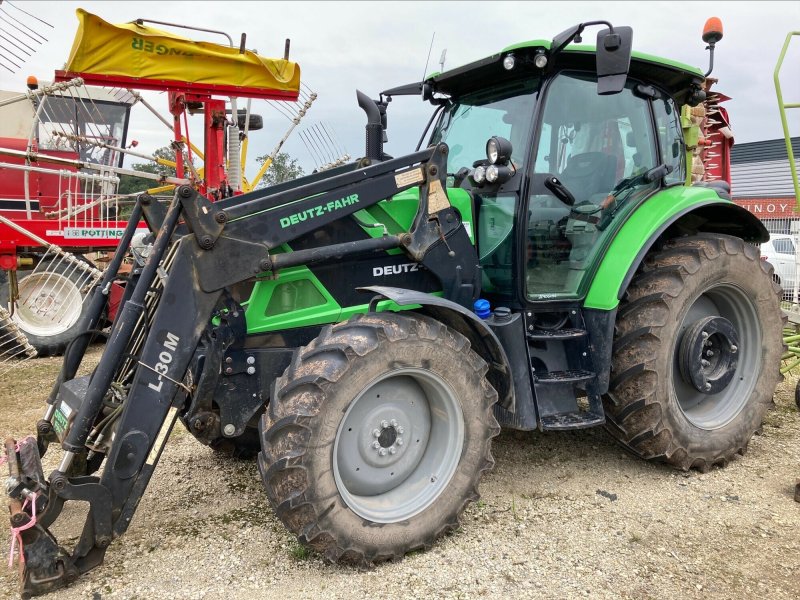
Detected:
left=672, top=283, right=761, bottom=430
left=333, top=368, right=464, bottom=523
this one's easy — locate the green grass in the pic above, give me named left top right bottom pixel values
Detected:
left=288, top=541, right=312, bottom=561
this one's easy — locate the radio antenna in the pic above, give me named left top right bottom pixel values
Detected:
left=421, top=32, right=436, bottom=82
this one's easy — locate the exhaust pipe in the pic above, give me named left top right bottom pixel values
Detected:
left=356, top=90, right=383, bottom=162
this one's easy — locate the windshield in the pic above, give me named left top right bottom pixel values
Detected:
left=429, top=77, right=539, bottom=174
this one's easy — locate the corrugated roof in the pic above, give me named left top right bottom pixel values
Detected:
left=730, top=137, right=800, bottom=198
left=731, top=137, right=800, bottom=164
left=731, top=158, right=798, bottom=198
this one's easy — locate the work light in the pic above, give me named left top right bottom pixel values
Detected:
left=486, top=136, right=512, bottom=165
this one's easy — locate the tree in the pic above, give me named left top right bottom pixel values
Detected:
left=117, top=145, right=187, bottom=196
left=254, top=152, right=304, bottom=189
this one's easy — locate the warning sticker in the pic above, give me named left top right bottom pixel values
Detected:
left=395, top=167, right=424, bottom=188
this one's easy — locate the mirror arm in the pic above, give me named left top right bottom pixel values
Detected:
left=551, top=20, right=616, bottom=57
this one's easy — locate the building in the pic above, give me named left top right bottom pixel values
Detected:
left=731, top=136, right=800, bottom=233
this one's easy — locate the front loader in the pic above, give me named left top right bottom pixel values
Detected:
left=4, top=18, right=783, bottom=597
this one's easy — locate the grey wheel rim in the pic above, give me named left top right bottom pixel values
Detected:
left=333, top=368, right=464, bottom=523
left=14, top=271, right=83, bottom=337
left=672, top=283, right=761, bottom=430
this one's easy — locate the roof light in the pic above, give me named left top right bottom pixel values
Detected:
left=26, top=75, right=38, bottom=90
left=472, top=166, right=486, bottom=185
left=534, top=50, right=548, bottom=69
left=502, top=54, right=515, bottom=71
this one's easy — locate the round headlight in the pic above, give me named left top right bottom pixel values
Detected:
left=473, top=166, right=486, bottom=184
left=485, top=136, right=513, bottom=165
left=486, top=165, right=499, bottom=183
left=502, top=54, right=515, bottom=71
left=487, top=139, right=499, bottom=164
left=534, top=52, right=548, bottom=69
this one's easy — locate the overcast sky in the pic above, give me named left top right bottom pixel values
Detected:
left=2, top=1, right=799, bottom=176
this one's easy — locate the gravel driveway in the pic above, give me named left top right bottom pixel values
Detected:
left=0, top=347, right=797, bottom=599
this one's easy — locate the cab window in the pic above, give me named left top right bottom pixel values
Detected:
left=430, top=78, right=538, bottom=174
left=526, top=72, right=658, bottom=299
left=653, top=94, right=685, bottom=185
left=430, top=78, right=539, bottom=298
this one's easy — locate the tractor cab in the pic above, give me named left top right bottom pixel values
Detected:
left=412, top=28, right=703, bottom=306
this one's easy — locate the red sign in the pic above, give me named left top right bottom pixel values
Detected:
left=734, top=198, right=800, bottom=219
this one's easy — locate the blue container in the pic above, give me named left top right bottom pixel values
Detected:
left=473, top=299, right=491, bottom=319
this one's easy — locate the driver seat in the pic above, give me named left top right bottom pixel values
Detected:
left=559, top=152, right=617, bottom=268
left=559, top=152, right=617, bottom=205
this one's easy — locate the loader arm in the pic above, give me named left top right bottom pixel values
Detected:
left=6, top=142, right=480, bottom=597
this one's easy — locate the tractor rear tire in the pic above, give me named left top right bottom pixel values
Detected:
left=258, top=311, right=498, bottom=565
left=603, top=234, right=783, bottom=471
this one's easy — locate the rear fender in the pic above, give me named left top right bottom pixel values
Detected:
left=585, top=190, right=767, bottom=311
left=360, top=285, right=514, bottom=410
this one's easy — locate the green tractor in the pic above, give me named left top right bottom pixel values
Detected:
left=6, top=18, right=782, bottom=597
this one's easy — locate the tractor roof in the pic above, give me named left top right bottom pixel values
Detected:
left=385, top=39, right=705, bottom=106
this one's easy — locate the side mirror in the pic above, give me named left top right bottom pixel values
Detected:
left=596, top=26, right=633, bottom=95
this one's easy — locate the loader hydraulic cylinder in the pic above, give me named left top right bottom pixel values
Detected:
left=60, top=197, right=182, bottom=459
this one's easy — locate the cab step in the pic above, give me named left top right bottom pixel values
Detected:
left=527, top=328, right=588, bottom=341
left=533, top=369, right=595, bottom=384
left=540, top=410, right=605, bottom=430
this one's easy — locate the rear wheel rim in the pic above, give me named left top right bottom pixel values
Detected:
left=333, top=368, right=464, bottom=523
left=672, top=284, right=760, bottom=430
left=13, top=272, right=83, bottom=337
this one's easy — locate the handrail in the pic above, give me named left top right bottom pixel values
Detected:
left=774, top=32, right=800, bottom=208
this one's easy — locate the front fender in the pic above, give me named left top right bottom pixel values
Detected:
left=584, top=187, right=767, bottom=311
left=359, top=285, right=514, bottom=410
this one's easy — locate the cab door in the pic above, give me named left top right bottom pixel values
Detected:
left=523, top=71, right=660, bottom=302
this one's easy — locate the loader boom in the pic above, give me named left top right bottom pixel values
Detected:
left=8, top=140, right=479, bottom=596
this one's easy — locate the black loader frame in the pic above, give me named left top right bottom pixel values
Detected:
left=6, top=123, right=485, bottom=596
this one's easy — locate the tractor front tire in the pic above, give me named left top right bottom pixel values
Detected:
left=604, top=234, right=783, bottom=471
left=259, top=312, right=499, bottom=565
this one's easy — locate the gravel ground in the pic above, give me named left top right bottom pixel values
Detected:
left=0, top=346, right=797, bottom=599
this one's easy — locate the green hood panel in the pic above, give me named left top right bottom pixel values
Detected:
left=243, top=187, right=474, bottom=334
left=584, top=186, right=734, bottom=311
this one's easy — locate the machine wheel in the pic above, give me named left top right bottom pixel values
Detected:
left=794, top=379, right=800, bottom=412
left=0, top=259, right=95, bottom=357
left=604, top=234, right=783, bottom=471
left=259, top=311, right=498, bottom=565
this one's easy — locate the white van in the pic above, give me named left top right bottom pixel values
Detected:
left=760, top=234, right=797, bottom=294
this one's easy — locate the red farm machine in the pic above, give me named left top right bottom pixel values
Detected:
left=0, top=9, right=326, bottom=363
